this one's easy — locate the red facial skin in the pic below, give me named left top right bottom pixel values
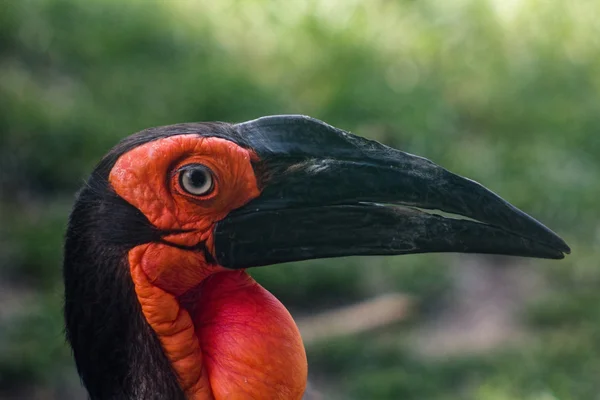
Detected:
left=109, top=136, right=308, bottom=400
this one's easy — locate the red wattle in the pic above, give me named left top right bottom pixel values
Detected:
left=189, top=271, right=308, bottom=400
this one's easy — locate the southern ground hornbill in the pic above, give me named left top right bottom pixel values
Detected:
left=63, top=115, right=570, bottom=399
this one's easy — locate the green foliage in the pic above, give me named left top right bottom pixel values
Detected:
left=1, top=0, right=599, bottom=398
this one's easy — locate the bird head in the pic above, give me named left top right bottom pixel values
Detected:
left=64, top=115, right=569, bottom=400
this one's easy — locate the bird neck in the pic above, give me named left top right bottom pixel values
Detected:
left=64, top=190, right=187, bottom=400
left=129, top=245, right=308, bottom=400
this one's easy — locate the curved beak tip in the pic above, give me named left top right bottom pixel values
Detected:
left=559, top=240, right=571, bottom=256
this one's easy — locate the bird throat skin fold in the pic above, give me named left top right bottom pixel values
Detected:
left=128, top=246, right=307, bottom=400
left=109, top=135, right=307, bottom=399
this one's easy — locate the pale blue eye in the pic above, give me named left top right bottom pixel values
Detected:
left=179, top=164, right=214, bottom=195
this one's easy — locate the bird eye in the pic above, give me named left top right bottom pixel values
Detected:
left=178, top=164, right=214, bottom=196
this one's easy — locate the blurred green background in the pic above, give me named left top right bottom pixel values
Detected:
left=1, top=0, right=599, bottom=399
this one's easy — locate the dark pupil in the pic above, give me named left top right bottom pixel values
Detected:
left=188, top=169, right=206, bottom=188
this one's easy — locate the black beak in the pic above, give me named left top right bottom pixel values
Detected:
left=213, top=115, right=570, bottom=269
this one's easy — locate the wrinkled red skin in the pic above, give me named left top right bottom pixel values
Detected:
left=110, top=136, right=307, bottom=400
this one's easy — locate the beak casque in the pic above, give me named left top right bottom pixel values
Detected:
left=213, top=115, right=570, bottom=269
